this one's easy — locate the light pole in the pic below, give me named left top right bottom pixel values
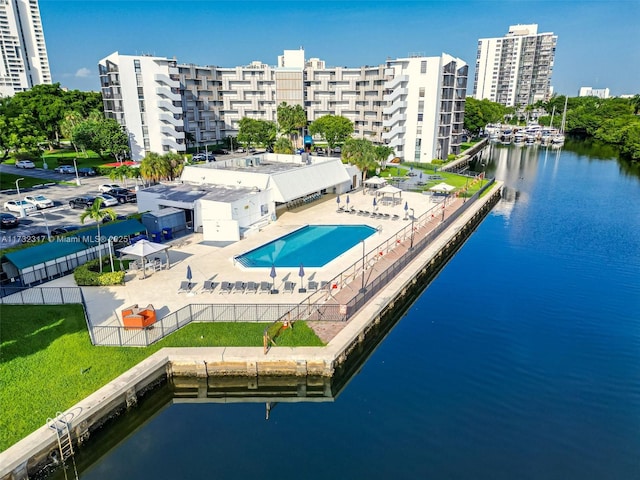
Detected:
left=360, top=239, right=366, bottom=294
left=409, top=208, right=415, bottom=250
left=72, top=157, right=81, bottom=186
left=15, top=178, right=25, bottom=218
left=39, top=210, right=51, bottom=242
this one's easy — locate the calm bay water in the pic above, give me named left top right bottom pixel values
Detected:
left=64, top=141, right=640, bottom=479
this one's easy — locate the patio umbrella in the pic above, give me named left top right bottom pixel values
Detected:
left=186, top=265, right=192, bottom=285
left=298, top=263, right=305, bottom=290
left=346, top=195, right=350, bottom=206
left=373, top=197, right=377, bottom=210
left=419, top=171, right=423, bottom=180
left=404, top=201, right=409, bottom=218
left=270, top=264, right=277, bottom=290
left=336, top=195, right=340, bottom=205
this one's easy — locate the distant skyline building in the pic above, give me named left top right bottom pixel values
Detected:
left=578, top=86, right=610, bottom=99
left=473, top=24, right=557, bottom=108
left=99, top=49, right=467, bottom=163
left=0, top=0, right=51, bottom=98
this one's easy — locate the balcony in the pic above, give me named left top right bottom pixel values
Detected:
left=382, top=125, right=406, bottom=141
left=154, top=73, right=180, bottom=88
left=386, top=87, right=408, bottom=103
left=383, top=113, right=406, bottom=128
left=156, top=86, right=181, bottom=101
left=161, top=137, right=186, bottom=152
left=160, top=126, right=185, bottom=138
left=158, top=100, right=182, bottom=114
left=383, top=101, right=407, bottom=116
left=384, top=75, right=408, bottom=90
left=159, top=113, right=183, bottom=126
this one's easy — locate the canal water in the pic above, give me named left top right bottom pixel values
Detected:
left=56, top=140, right=640, bottom=479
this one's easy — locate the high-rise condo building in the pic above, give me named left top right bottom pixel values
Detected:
left=0, top=0, right=51, bottom=97
left=99, top=49, right=467, bottom=163
left=473, top=24, right=556, bottom=108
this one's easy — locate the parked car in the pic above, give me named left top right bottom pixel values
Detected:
left=78, top=167, right=97, bottom=176
left=54, top=165, right=75, bottom=174
left=106, top=188, right=136, bottom=204
left=235, top=147, right=245, bottom=153
left=96, top=193, right=118, bottom=207
left=3, top=200, right=37, bottom=214
left=99, top=184, right=122, bottom=193
left=248, top=147, right=256, bottom=153
left=51, top=225, right=80, bottom=236
left=333, top=146, right=342, bottom=153
left=68, top=196, right=97, bottom=209
left=0, top=213, right=19, bottom=229
left=15, top=160, right=36, bottom=169
left=24, top=195, right=54, bottom=209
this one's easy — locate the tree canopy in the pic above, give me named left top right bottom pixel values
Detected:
left=308, top=115, right=354, bottom=151
left=277, top=102, right=307, bottom=146
left=342, top=138, right=378, bottom=185
left=463, top=98, right=510, bottom=136
left=238, top=118, right=276, bottom=148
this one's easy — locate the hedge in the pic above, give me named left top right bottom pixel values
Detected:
left=73, top=258, right=125, bottom=286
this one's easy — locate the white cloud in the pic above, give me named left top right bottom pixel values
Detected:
left=75, top=68, right=92, bottom=78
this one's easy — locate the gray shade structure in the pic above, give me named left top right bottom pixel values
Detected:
left=118, top=240, right=170, bottom=278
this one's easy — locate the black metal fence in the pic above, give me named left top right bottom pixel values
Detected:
left=0, top=286, right=83, bottom=305
left=7, top=179, right=497, bottom=348
left=90, top=302, right=347, bottom=346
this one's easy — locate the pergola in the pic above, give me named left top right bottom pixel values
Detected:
left=429, top=182, right=456, bottom=193
left=364, top=176, right=387, bottom=194
left=375, top=184, right=403, bottom=206
left=118, top=240, right=171, bottom=278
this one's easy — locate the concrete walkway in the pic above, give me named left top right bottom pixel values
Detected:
left=48, top=188, right=461, bottom=330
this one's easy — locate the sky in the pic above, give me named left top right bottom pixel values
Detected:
left=40, top=0, right=639, bottom=97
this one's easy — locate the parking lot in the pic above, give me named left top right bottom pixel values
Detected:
left=0, top=164, right=139, bottom=249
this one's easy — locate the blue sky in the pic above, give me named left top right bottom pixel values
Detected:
left=40, top=0, right=639, bottom=96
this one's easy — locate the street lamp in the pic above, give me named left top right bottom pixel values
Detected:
left=409, top=208, right=415, bottom=250
left=72, top=157, right=81, bottom=186
left=360, top=239, right=366, bottom=294
left=39, top=210, right=51, bottom=242
left=15, top=178, right=25, bottom=218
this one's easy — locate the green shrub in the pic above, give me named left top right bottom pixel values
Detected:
left=432, top=159, right=444, bottom=165
left=447, top=153, right=456, bottom=161
left=74, top=258, right=125, bottom=286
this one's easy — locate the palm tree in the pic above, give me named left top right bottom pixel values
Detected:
left=342, top=138, right=377, bottom=191
left=374, top=145, right=395, bottom=169
left=80, top=197, right=116, bottom=273
left=140, top=152, right=169, bottom=183
left=273, top=137, right=293, bottom=154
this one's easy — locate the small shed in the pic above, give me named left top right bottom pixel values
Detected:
left=141, top=208, right=187, bottom=241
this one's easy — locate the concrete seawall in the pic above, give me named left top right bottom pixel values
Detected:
left=0, top=183, right=502, bottom=480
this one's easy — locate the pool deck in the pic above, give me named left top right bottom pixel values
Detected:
left=45, top=188, right=457, bottom=330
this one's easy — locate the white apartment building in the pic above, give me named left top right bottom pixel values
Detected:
left=383, top=54, right=468, bottom=161
left=578, top=87, right=610, bottom=99
left=0, top=0, right=51, bottom=98
left=473, top=24, right=557, bottom=108
left=98, top=52, right=186, bottom=161
left=101, top=49, right=467, bottom=163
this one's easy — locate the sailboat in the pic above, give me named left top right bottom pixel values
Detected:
left=552, top=97, right=568, bottom=145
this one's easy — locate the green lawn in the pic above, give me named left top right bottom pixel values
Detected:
left=0, top=172, right=57, bottom=191
left=0, top=304, right=324, bottom=451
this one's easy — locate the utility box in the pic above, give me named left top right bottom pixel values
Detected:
left=141, top=208, right=187, bottom=240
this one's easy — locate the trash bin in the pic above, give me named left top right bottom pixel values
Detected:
left=150, top=231, right=162, bottom=242
left=162, top=228, right=173, bottom=240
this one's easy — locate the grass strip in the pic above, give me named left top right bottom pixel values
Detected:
left=0, top=304, right=323, bottom=451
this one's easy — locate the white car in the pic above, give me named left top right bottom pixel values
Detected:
left=4, top=200, right=37, bottom=214
left=24, top=195, right=54, bottom=209
left=15, top=160, right=36, bottom=169
left=99, top=184, right=122, bottom=193
left=97, top=194, right=118, bottom=207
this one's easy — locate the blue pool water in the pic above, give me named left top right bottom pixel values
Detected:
left=235, top=224, right=376, bottom=268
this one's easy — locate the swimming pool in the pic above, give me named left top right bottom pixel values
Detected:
left=235, top=224, right=377, bottom=268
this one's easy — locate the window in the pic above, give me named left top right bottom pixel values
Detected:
left=420, top=61, right=427, bottom=74
left=134, top=60, right=141, bottom=72
left=419, top=87, right=425, bottom=98
left=417, top=113, right=423, bottom=122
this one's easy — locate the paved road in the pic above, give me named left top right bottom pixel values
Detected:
left=1, top=164, right=139, bottom=249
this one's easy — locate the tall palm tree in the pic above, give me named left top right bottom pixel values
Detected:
left=343, top=138, right=377, bottom=191
left=140, top=152, right=169, bottom=183
left=80, top=197, right=117, bottom=273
